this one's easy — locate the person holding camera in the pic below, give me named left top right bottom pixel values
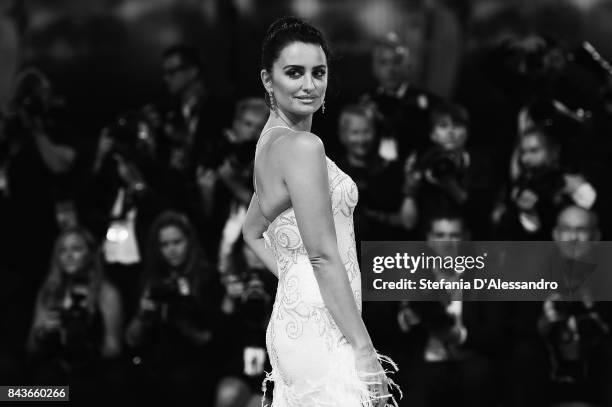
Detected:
left=2, top=68, right=82, bottom=360
left=395, top=211, right=509, bottom=407
left=404, top=101, right=495, bottom=239
left=201, top=98, right=268, bottom=262
left=156, top=45, right=231, bottom=251
left=508, top=205, right=612, bottom=407
left=81, top=112, right=166, bottom=322
left=26, top=226, right=123, bottom=399
left=125, top=211, right=221, bottom=405
left=214, top=236, right=276, bottom=407
left=493, top=127, right=598, bottom=240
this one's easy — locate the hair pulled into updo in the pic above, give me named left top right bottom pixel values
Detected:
left=260, top=16, right=332, bottom=73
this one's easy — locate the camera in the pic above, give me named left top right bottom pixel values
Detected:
left=59, top=279, right=96, bottom=360
left=149, top=276, right=191, bottom=303
left=107, top=114, right=154, bottom=160
left=419, top=146, right=464, bottom=182
left=541, top=300, right=607, bottom=383
left=514, top=166, right=565, bottom=205
left=103, top=114, right=155, bottom=192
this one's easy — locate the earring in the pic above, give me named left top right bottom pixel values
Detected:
left=321, top=99, right=326, bottom=115
left=268, top=91, right=276, bottom=111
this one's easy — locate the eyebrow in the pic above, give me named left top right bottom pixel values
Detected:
left=282, top=64, right=327, bottom=69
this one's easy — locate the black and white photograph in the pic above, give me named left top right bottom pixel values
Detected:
left=1, top=0, right=612, bottom=406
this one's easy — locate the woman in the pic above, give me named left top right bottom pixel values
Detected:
left=27, top=226, right=122, bottom=380
left=125, top=210, right=221, bottom=404
left=242, top=16, right=400, bottom=407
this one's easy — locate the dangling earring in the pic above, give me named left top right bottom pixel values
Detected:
left=321, top=99, right=326, bottom=115
left=268, top=91, right=276, bottom=111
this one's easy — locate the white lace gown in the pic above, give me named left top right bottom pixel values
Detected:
left=257, top=153, right=400, bottom=407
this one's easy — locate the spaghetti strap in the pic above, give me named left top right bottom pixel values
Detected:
left=253, top=125, right=294, bottom=223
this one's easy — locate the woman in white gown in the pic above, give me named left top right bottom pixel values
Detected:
left=242, top=17, right=401, bottom=407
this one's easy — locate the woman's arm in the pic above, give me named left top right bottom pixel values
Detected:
left=242, top=194, right=278, bottom=277
left=26, top=289, right=61, bottom=355
left=280, top=133, right=374, bottom=353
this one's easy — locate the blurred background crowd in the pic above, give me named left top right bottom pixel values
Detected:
left=2, top=0, right=612, bottom=406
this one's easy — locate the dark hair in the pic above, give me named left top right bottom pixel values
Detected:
left=261, top=16, right=332, bottom=73
left=162, top=44, right=202, bottom=72
left=11, top=67, right=51, bottom=109
left=373, top=31, right=408, bottom=57
left=144, top=211, right=209, bottom=286
left=430, top=101, right=470, bottom=128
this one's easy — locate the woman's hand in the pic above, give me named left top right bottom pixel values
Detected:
left=354, top=347, right=390, bottom=407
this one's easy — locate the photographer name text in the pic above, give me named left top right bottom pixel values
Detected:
left=372, top=278, right=558, bottom=291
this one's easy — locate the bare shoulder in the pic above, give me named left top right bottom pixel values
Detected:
left=272, top=131, right=325, bottom=161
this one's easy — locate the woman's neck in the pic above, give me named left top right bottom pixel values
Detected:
left=268, top=108, right=312, bottom=132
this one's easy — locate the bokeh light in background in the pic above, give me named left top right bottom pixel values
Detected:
left=1, top=0, right=612, bottom=132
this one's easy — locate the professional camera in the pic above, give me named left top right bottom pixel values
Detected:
left=106, top=113, right=155, bottom=161
left=514, top=166, right=565, bottom=205
left=148, top=275, right=191, bottom=303
left=103, top=113, right=156, bottom=192
left=59, top=278, right=96, bottom=360
left=419, top=146, right=465, bottom=182
left=541, top=300, right=608, bottom=383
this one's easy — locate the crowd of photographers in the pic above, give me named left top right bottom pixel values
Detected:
left=1, top=32, right=612, bottom=406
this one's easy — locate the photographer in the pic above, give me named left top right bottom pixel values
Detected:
left=81, top=112, right=166, bottom=321
left=1, top=68, right=82, bottom=358
left=509, top=205, right=612, bottom=406
left=215, top=236, right=275, bottom=407
left=27, top=227, right=123, bottom=399
left=157, top=45, right=231, bottom=229
left=125, top=211, right=221, bottom=405
left=493, top=127, right=597, bottom=240
left=396, top=211, right=509, bottom=407
left=204, top=98, right=267, bottom=262
left=405, top=102, right=495, bottom=239
left=2, top=68, right=79, bottom=265
left=359, top=32, right=438, bottom=163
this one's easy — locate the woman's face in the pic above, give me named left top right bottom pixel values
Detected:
left=58, top=233, right=90, bottom=275
left=265, top=41, right=328, bottom=117
left=519, top=133, right=551, bottom=170
left=430, top=116, right=467, bottom=152
left=159, top=225, right=189, bottom=268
